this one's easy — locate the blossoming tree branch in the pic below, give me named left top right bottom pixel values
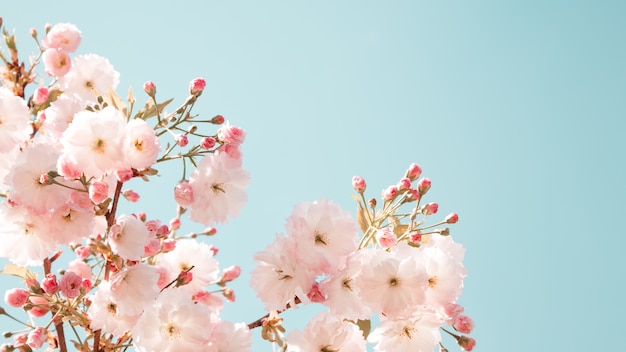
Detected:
left=0, top=19, right=476, bottom=352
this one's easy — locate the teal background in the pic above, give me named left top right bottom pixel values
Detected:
left=1, top=1, right=625, bottom=351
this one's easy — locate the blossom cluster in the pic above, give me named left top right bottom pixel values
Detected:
left=0, top=18, right=476, bottom=352
left=0, top=20, right=252, bottom=351
left=250, top=164, right=476, bottom=351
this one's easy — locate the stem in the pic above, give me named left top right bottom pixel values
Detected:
left=247, top=297, right=301, bottom=330
left=43, top=258, right=68, bottom=352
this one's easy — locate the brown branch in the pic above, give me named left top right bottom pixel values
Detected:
left=247, top=296, right=301, bottom=330
left=43, top=257, right=68, bottom=352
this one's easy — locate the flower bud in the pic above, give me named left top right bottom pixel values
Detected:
left=143, top=81, right=156, bottom=97
left=26, top=327, right=46, bottom=349
left=189, top=77, right=206, bottom=96
left=187, top=124, right=197, bottom=133
left=4, top=289, right=29, bottom=308
left=122, top=189, right=140, bottom=202
left=306, top=283, right=325, bottom=303
left=438, top=228, right=450, bottom=236
left=223, top=287, right=235, bottom=302
left=88, top=181, right=109, bottom=204
left=220, top=265, right=241, bottom=284
left=456, top=336, right=476, bottom=351
left=116, top=168, right=134, bottom=183
left=41, top=274, right=59, bottom=295
left=203, top=227, right=217, bottom=236
left=352, top=176, right=366, bottom=193
left=417, top=177, right=431, bottom=195
left=211, top=114, right=225, bottom=124
left=405, top=163, right=422, bottom=181
left=174, top=181, right=194, bottom=208
left=161, top=239, right=176, bottom=253
left=453, top=315, right=474, bottom=334
left=368, top=198, right=377, bottom=208
left=75, top=246, right=91, bottom=259
left=169, top=218, right=181, bottom=231
left=410, top=231, right=422, bottom=243
left=383, top=185, right=398, bottom=201
left=176, top=134, right=189, bottom=147
left=422, top=202, right=439, bottom=215
left=445, top=212, right=459, bottom=224
left=396, top=177, right=411, bottom=191
left=376, top=228, right=398, bottom=248
left=200, top=137, right=216, bottom=150
left=30, top=28, right=38, bottom=38
left=137, top=212, right=147, bottom=222
left=32, top=87, right=49, bottom=105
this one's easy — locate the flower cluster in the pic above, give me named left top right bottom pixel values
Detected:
left=0, top=18, right=476, bottom=352
left=0, top=20, right=252, bottom=351
left=250, top=163, right=476, bottom=351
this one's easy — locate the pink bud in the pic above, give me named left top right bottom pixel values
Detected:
left=115, top=168, right=134, bottom=183
left=81, top=278, right=92, bottom=292
left=396, top=177, right=411, bottom=191
left=26, top=327, right=46, bottom=349
left=122, top=189, right=140, bottom=202
left=156, top=224, right=169, bottom=238
left=423, top=202, right=439, bottom=215
left=445, top=212, right=459, bottom=224
left=14, top=333, right=28, bottom=346
left=57, top=153, right=82, bottom=179
left=405, top=163, right=422, bottom=181
left=223, top=287, right=235, bottom=302
left=406, top=189, right=420, bottom=202
left=75, top=246, right=91, bottom=259
left=161, top=239, right=176, bottom=253
left=376, top=228, right=398, bottom=248
left=4, top=288, right=29, bottom=307
left=33, top=87, right=49, bottom=105
left=88, top=181, right=109, bottom=204
left=306, top=283, right=325, bottom=303
left=174, top=181, right=194, bottom=208
left=189, top=77, right=206, bottom=96
left=352, top=176, right=366, bottom=193
left=417, top=177, right=431, bottom=195
left=176, top=134, right=189, bottom=147
left=143, top=81, right=156, bottom=96
left=28, top=296, right=50, bottom=318
left=220, top=265, right=241, bottom=283
left=457, top=336, right=476, bottom=351
left=169, top=218, right=181, bottom=231
left=207, top=244, right=219, bottom=256
left=144, top=238, right=160, bottom=256
left=41, top=274, right=59, bottom=295
left=211, top=114, right=224, bottom=124
left=453, top=315, right=474, bottom=334
left=200, top=136, right=216, bottom=150
left=203, top=227, right=217, bottom=236
left=383, top=185, right=398, bottom=201
left=137, top=212, right=147, bottom=222
left=38, top=173, right=50, bottom=185
left=176, top=270, right=193, bottom=287
left=410, top=231, right=422, bottom=243
left=445, top=303, right=465, bottom=322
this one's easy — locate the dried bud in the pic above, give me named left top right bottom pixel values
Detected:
left=30, top=28, right=37, bottom=38
left=368, top=198, right=377, bottom=208
left=143, top=81, right=156, bottom=97
left=438, top=228, right=450, bottom=236
left=445, top=212, right=459, bottom=224
left=352, top=176, right=366, bottom=193
left=187, top=125, right=197, bottom=133
left=223, top=287, right=235, bottom=302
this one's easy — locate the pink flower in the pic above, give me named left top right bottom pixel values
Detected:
left=59, top=54, right=119, bottom=102
left=123, top=118, right=160, bottom=170
left=13, top=333, right=27, bottom=346
left=0, top=87, right=31, bottom=153
left=217, top=122, right=246, bottom=146
left=306, top=282, right=325, bottom=303
left=376, top=227, right=397, bottom=248
left=32, top=87, right=50, bottom=105
left=200, top=136, right=216, bottom=149
left=161, top=239, right=177, bottom=252
left=109, top=263, right=159, bottom=316
left=41, top=274, right=59, bottom=295
left=286, top=311, right=366, bottom=352
left=352, top=176, right=366, bottom=193
left=368, top=308, right=442, bottom=351
left=89, top=180, right=109, bottom=204
left=116, top=168, right=134, bottom=183
left=189, top=77, right=206, bottom=95
left=75, top=246, right=90, bottom=259
left=26, top=327, right=47, bottom=349
left=157, top=239, right=219, bottom=295
left=207, top=321, right=252, bottom=352
left=4, top=288, right=29, bottom=307
left=109, top=214, right=150, bottom=260
left=59, top=271, right=82, bottom=298
left=404, top=162, right=422, bottom=181
left=42, top=23, right=81, bottom=52
left=42, top=48, right=71, bottom=77
left=453, top=315, right=475, bottom=334
left=169, top=218, right=181, bottom=231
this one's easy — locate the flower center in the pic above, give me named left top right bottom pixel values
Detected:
left=389, top=277, right=400, bottom=287
left=314, top=231, right=328, bottom=246
left=342, top=278, right=353, bottom=291
left=428, top=276, right=438, bottom=288
left=163, top=321, right=181, bottom=340
left=92, top=138, right=106, bottom=153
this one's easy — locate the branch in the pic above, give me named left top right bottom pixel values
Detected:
left=247, top=297, right=301, bottom=330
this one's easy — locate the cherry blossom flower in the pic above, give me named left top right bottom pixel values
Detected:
left=285, top=199, right=358, bottom=275
left=109, top=214, right=151, bottom=261
left=59, top=271, right=82, bottom=298
left=123, top=118, right=160, bottom=170
left=26, top=327, right=47, bottom=349
left=207, top=321, right=252, bottom=352
left=41, top=48, right=72, bottom=78
left=286, top=311, right=366, bottom=352
left=0, top=87, right=31, bottom=153
left=132, top=287, right=216, bottom=352
left=422, top=246, right=465, bottom=309
left=4, top=288, right=29, bottom=307
left=42, top=23, right=81, bottom=52
left=250, top=234, right=315, bottom=311
left=59, top=106, right=126, bottom=179
left=368, top=308, right=442, bottom=352
left=217, top=122, right=246, bottom=146
left=109, top=263, right=159, bottom=316
left=187, top=152, right=250, bottom=226
left=87, top=281, right=141, bottom=337
left=156, top=239, right=220, bottom=295
left=0, top=203, right=57, bottom=266
left=59, top=54, right=119, bottom=102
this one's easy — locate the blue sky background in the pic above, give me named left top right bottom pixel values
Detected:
left=1, top=1, right=625, bottom=351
